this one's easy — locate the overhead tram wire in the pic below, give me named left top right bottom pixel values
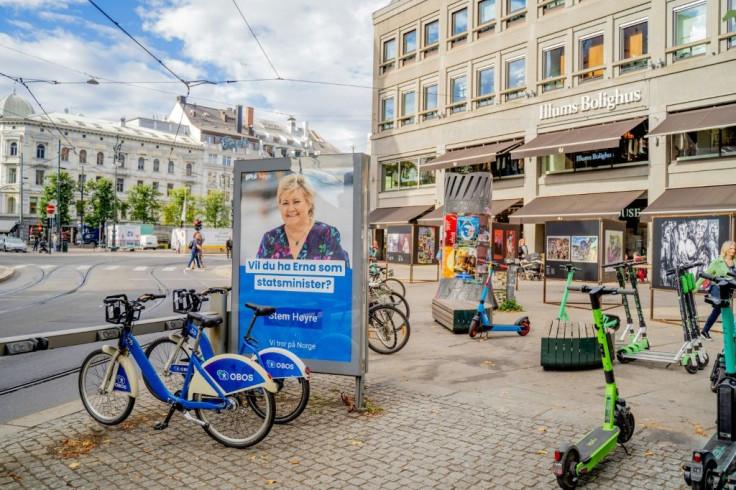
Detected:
left=231, top=0, right=281, bottom=80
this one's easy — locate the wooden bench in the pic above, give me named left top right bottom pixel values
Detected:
left=432, top=298, right=491, bottom=334
left=540, top=319, right=612, bottom=370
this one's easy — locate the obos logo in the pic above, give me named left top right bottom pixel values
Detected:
left=217, top=370, right=229, bottom=381
left=114, top=374, right=127, bottom=390
left=216, top=369, right=254, bottom=382
left=266, top=359, right=295, bottom=371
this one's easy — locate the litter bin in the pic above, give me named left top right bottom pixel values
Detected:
left=61, top=240, right=68, bottom=253
left=203, top=290, right=229, bottom=355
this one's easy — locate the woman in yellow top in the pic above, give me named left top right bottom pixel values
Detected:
left=696, top=240, right=736, bottom=339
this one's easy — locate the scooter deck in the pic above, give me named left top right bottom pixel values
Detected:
left=576, top=425, right=619, bottom=467
left=693, top=436, right=736, bottom=482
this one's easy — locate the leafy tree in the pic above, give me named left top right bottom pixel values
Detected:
left=161, top=188, right=197, bottom=226
left=84, top=178, right=115, bottom=229
left=39, top=172, right=75, bottom=226
left=201, top=190, right=231, bottom=228
left=126, top=183, right=162, bottom=223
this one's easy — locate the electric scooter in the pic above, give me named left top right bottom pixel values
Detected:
left=616, top=261, right=706, bottom=373
left=553, top=284, right=635, bottom=490
left=468, top=261, right=530, bottom=338
left=556, top=264, right=582, bottom=322
left=683, top=271, right=736, bottom=489
left=604, top=260, right=645, bottom=345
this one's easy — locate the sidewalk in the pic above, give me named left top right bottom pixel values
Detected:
left=0, top=276, right=714, bottom=488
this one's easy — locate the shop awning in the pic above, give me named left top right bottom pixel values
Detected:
left=509, top=190, right=644, bottom=224
left=416, top=206, right=444, bottom=226
left=422, top=140, right=521, bottom=171
left=648, top=103, right=736, bottom=136
left=639, top=185, right=736, bottom=221
left=369, top=205, right=434, bottom=226
left=0, top=219, right=17, bottom=233
left=491, top=198, right=523, bottom=217
left=510, top=117, right=647, bottom=160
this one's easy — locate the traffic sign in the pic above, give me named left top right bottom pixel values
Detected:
left=46, top=204, right=56, bottom=214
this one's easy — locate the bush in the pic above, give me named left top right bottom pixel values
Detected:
left=497, top=299, right=523, bottom=312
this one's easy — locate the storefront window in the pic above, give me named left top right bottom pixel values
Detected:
left=673, top=2, right=706, bottom=61
left=447, top=150, right=523, bottom=180
left=671, top=125, right=736, bottom=159
left=381, top=158, right=436, bottom=192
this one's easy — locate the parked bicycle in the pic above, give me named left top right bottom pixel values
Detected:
left=78, top=292, right=277, bottom=448
left=368, top=280, right=410, bottom=318
left=369, top=262, right=406, bottom=296
left=367, top=303, right=410, bottom=354
left=145, top=287, right=311, bottom=424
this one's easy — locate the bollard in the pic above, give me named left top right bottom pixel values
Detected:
left=203, top=290, right=229, bottom=355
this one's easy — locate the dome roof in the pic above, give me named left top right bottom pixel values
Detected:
left=0, top=89, right=35, bottom=118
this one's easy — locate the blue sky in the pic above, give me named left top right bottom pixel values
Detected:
left=0, top=0, right=386, bottom=152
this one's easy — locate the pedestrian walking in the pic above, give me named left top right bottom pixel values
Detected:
left=185, top=233, right=202, bottom=270
left=696, top=240, right=736, bottom=339
left=226, top=237, right=233, bottom=259
left=197, top=232, right=206, bottom=269
left=32, top=235, right=39, bottom=251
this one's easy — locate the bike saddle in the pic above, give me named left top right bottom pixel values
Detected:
left=187, top=312, right=223, bottom=328
left=245, top=302, right=277, bottom=317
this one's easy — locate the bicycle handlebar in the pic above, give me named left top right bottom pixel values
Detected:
left=201, top=286, right=232, bottom=295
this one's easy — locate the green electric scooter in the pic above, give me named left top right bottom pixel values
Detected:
left=605, top=260, right=647, bottom=347
left=683, top=271, right=736, bottom=489
left=553, top=284, right=635, bottom=490
left=556, top=264, right=582, bottom=322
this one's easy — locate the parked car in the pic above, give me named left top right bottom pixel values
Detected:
left=3, top=237, right=27, bottom=253
left=139, top=235, right=158, bottom=250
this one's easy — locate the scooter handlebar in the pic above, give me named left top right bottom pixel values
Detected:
left=667, top=261, right=704, bottom=276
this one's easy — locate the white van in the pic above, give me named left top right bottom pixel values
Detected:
left=140, top=235, right=158, bottom=250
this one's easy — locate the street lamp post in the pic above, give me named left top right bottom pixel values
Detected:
left=57, top=140, right=61, bottom=251
left=111, top=138, right=124, bottom=252
left=79, top=163, right=85, bottom=245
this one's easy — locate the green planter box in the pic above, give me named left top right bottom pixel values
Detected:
left=432, top=298, right=490, bottom=334
left=541, top=319, right=611, bottom=370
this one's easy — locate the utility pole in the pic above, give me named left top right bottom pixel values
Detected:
left=57, top=139, right=61, bottom=250
left=79, top=163, right=85, bottom=245
left=18, top=151, right=23, bottom=240
left=111, top=137, right=124, bottom=252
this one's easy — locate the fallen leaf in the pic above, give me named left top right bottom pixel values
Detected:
left=249, top=455, right=256, bottom=461
left=8, top=474, right=21, bottom=481
left=536, top=450, right=548, bottom=455
left=483, top=360, right=496, bottom=367
left=68, top=462, right=80, bottom=470
left=352, top=440, right=363, bottom=446
left=537, top=427, right=547, bottom=432
left=430, top=409, right=439, bottom=414
left=291, top=460, right=299, bottom=465
left=645, top=451, right=654, bottom=457
left=265, top=479, right=276, bottom=485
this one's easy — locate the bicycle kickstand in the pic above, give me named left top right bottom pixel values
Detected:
left=154, top=403, right=180, bottom=430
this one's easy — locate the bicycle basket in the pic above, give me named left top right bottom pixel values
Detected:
left=105, top=300, right=138, bottom=324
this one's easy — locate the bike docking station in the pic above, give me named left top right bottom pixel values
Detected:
left=552, top=284, right=635, bottom=490
left=683, top=272, right=736, bottom=489
left=232, top=155, right=370, bottom=408
left=615, top=260, right=708, bottom=373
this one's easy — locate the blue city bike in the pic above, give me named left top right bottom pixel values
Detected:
left=78, top=292, right=278, bottom=449
left=144, top=287, right=310, bottom=424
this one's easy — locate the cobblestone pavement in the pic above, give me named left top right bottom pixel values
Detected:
left=1, top=276, right=713, bottom=489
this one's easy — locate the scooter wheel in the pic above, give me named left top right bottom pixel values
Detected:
left=616, top=350, right=632, bottom=364
left=698, top=353, right=709, bottom=370
left=555, top=448, right=580, bottom=490
left=469, top=318, right=479, bottom=338
left=617, top=411, right=635, bottom=443
left=517, top=321, right=530, bottom=336
left=710, top=364, right=725, bottom=393
left=684, top=360, right=699, bottom=374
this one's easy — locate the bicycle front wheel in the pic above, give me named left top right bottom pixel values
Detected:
left=195, top=389, right=275, bottom=448
left=78, top=349, right=135, bottom=426
left=249, top=377, right=310, bottom=424
left=368, top=304, right=410, bottom=354
left=144, top=337, right=189, bottom=401
left=384, top=278, right=406, bottom=297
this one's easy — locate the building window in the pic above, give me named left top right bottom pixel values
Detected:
left=29, top=197, right=37, bottom=215
left=186, top=163, right=193, bottom=176
left=167, top=183, right=174, bottom=196
left=672, top=125, right=736, bottom=160
left=116, top=178, right=124, bottom=193
left=35, top=170, right=44, bottom=185
left=137, top=180, right=144, bottom=187
left=61, top=147, right=69, bottom=161
left=118, top=154, right=126, bottom=168
left=153, top=159, right=160, bottom=172
left=424, top=20, right=439, bottom=57
left=380, top=97, right=395, bottom=131
left=506, top=0, right=526, bottom=25
left=620, top=21, right=649, bottom=72
left=673, top=2, right=707, bottom=61
left=137, top=157, right=145, bottom=171
left=728, top=0, right=736, bottom=49
left=208, top=153, right=218, bottom=164
left=79, top=149, right=87, bottom=164
left=222, top=156, right=232, bottom=166
left=450, top=8, right=468, bottom=46
left=380, top=158, right=435, bottom=192
left=423, top=84, right=438, bottom=120
left=168, top=161, right=175, bottom=173
left=400, top=91, right=416, bottom=126
left=542, top=45, right=565, bottom=92
left=505, top=57, right=526, bottom=100
left=478, top=0, right=496, bottom=35
left=96, top=152, right=104, bottom=165
left=152, top=182, right=159, bottom=192
left=8, top=167, right=17, bottom=184
left=580, top=34, right=604, bottom=80
left=7, top=197, right=15, bottom=214
left=450, top=75, right=467, bottom=114
left=402, top=30, right=417, bottom=65
left=36, top=144, right=45, bottom=159
left=476, top=67, right=495, bottom=107
left=381, top=38, right=396, bottom=74
left=9, top=142, right=18, bottom=156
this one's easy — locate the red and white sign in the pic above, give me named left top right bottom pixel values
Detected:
left=46, top=204, right=56, bottom=214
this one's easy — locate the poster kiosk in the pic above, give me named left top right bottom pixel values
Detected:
left=382, top=223, right=440, bottom=283
left=540, top=218, right=626, bottom=370
left=232, top=155, right=369, bottom=406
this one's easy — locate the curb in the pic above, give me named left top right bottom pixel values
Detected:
left=0, top=265, right=14, bottom=282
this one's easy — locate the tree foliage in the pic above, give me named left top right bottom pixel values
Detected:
left=39, top=172, right=76, bottom=226
left=201, top=190, right=231, bottom=228
left=126, top=183, right=162, bottom=223
left=84, top=178, right=115, bottom=228
left=161, top=188, right=198, bottom=226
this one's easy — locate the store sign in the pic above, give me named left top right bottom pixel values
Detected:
left=574, top=151, right=613, bottom=163
left=539, top=89, right=642, bottom=121
left=620, top=207, right=641, bottom=219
